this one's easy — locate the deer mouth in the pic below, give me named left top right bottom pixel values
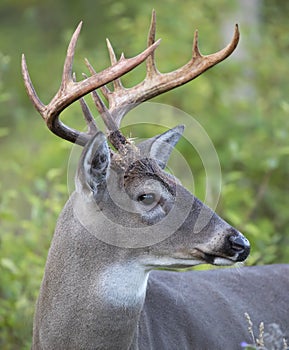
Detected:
left=190, top=245, right=250, bottom=266
left=198, top=250, right=237, bottom=266
left=159, top=250, right=236, bottom=269
left=178, top=248, right=235, bottom=267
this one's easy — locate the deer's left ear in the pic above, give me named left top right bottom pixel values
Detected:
left=75, top=131, right=110, bottom=201
left=137, top=125, right=184, bottom=169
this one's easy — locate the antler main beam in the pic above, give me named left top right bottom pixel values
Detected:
left=21, top=21, right=160, bottom=146
left=86, top=10, right=240, bottom=129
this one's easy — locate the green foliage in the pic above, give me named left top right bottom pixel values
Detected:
left=0, top=0, right=289, bottom=348
left=0, top=142, right=67, bottom=349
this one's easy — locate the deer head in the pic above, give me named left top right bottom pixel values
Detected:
left=22, top=11, right=249, bottom=268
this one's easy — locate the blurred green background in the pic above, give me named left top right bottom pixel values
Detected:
left=1, top=0, right=289, bottom=348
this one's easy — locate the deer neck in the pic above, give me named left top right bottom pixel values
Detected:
left=95, top=262, right=149, bottom=349
left=37, top=195, right=149, bottom=350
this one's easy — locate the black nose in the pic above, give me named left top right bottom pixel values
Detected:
left=228, top=233, right=250, bottom=261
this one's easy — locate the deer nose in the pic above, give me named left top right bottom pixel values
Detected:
left=228, top=233, right=250, bottom=261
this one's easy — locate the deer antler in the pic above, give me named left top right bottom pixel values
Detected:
left=83, top=10, right=239, bottom=150
left=21, top=21, right=160, bottom=146
left=22, top=12, right=239, bottom=151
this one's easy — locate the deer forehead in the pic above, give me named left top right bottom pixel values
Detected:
left=122, top=158, right=177, bottom=194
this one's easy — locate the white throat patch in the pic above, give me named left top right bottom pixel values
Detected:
left=98, top=262, right=149, bottom=308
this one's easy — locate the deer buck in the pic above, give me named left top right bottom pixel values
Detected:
left=23, top=12, right=289, bottom=350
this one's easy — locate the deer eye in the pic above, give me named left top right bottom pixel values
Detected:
left=137, top=193, right=156, bottom=206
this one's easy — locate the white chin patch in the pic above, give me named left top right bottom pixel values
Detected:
left=213, top=257, right=234, bottom=266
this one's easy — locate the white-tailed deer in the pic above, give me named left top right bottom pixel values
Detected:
left=23, top=12, right=289, bottom=350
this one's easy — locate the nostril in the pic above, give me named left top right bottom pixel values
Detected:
left=229, top=235, right=248, bottom=252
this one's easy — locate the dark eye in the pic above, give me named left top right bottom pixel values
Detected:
left=137, top=193, right=156, bottom=206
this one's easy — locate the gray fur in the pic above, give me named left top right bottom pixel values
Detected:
left=31, top=129, right=289, bottom=350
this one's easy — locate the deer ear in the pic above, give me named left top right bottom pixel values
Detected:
left=137, top=125, right=184, bottom=169
left=75, top=131, right=110, bottom=201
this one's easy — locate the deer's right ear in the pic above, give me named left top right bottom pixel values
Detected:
left=75, top=131, right=110, bottom=201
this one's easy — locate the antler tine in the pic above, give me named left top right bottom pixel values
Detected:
left=106, top=39, right=124, bottom=92
left=84, top=58, right=118, bottom=131
left=79, top=97, right=99, bottom=135
left=61, top=22, right=82, bottom=90
left=84, top=57, right=111, bottom=100
left=22, top=55, right=45, bottom=114
left=192, top=29, right=202, bottom=58
left=74, top=73, right=98, bottom=136
left=146, top=9, right=159, bottom=78
left=22, top=22, right=161, bottom=146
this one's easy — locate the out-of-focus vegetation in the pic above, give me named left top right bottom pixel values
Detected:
left=0, top=0, right=288, bottom=348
